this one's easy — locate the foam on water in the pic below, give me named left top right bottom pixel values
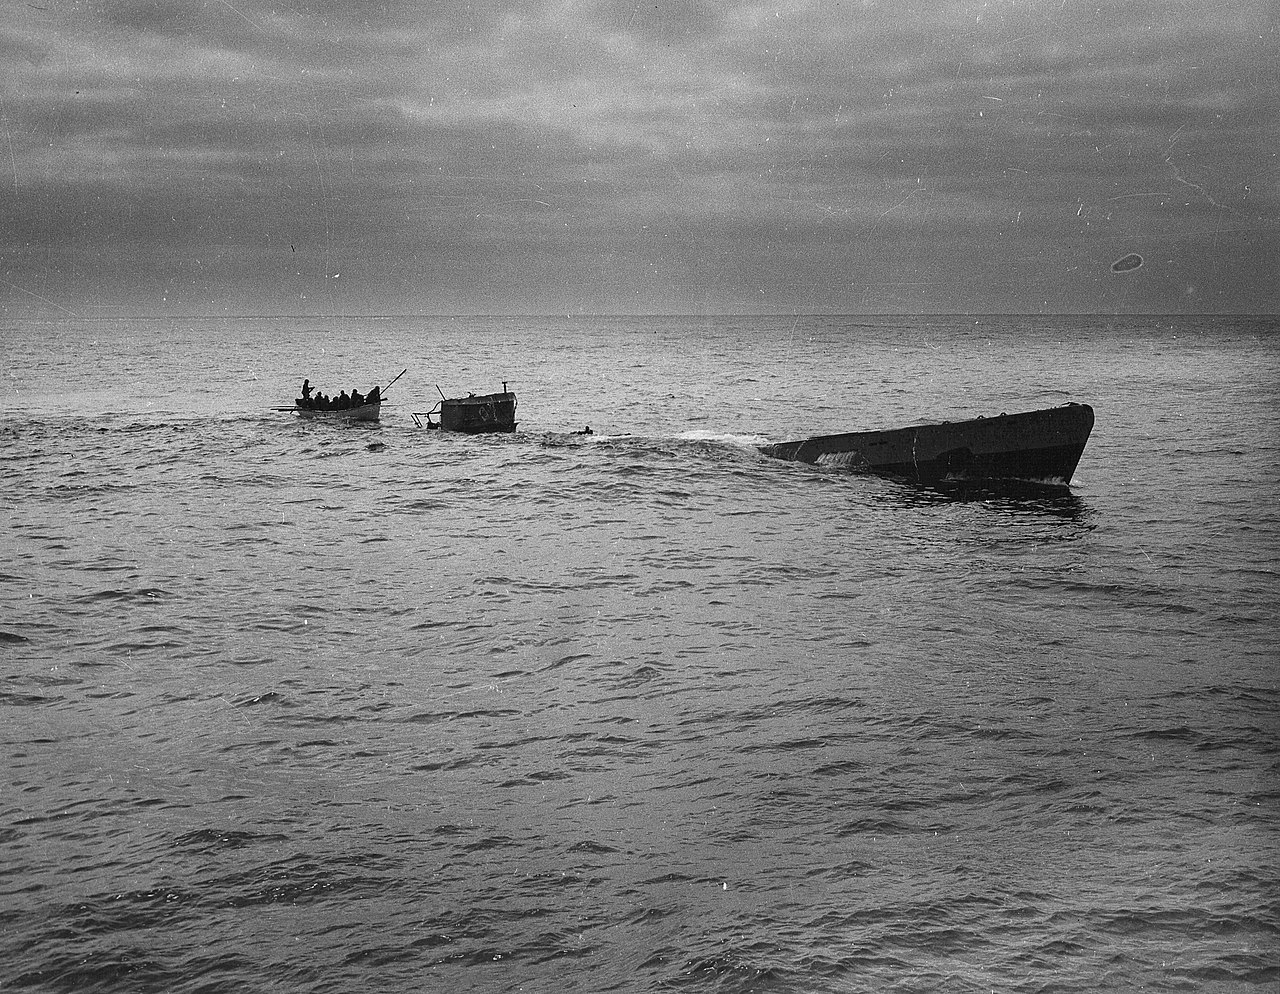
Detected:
left=673, top=429, right=772, bottom=446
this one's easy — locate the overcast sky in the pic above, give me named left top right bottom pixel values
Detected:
left=2, top=1, right=1276, bottom=316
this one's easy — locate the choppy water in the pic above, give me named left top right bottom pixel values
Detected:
left=2, top=313, right=1278, bottom=992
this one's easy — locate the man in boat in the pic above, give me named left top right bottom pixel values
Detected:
left=336, top=390, right=350, bottom=409
left=351, top=388, right=364, bottom=407
left=366, top=385, right=380, bottom=403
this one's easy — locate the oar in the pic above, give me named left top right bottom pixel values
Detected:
left=383, top=368, right=408, bottom=393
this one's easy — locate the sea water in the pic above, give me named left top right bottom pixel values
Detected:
left=2, top=313, right=1278, bottom=993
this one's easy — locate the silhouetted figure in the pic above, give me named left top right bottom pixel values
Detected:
left=574, top=425, right=593, bottom=435
left=351, top=389, right=364, bottom=407
left=337, top=391, right=350, bottom=409
left=367, top=385, right=380, bottom=403
left=301, top=379, right=313, bottom=401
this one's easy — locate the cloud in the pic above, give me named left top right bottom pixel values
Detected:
left=1, top=0, right=1275, bottom=314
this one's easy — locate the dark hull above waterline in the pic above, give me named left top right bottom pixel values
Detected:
left=295, top=401, right=380, bottom=422
left=423, top=391, right=518, bottom=433
left=759, top=403, right=1095, bottom=487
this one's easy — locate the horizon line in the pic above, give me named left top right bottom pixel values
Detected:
left=4, top=310, right=1277, bottom=322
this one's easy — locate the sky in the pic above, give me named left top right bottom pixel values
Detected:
left=1, top=0, right=1276, bottom=316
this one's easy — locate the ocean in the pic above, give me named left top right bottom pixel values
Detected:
left=2, top=313, right=1277, bottom=993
